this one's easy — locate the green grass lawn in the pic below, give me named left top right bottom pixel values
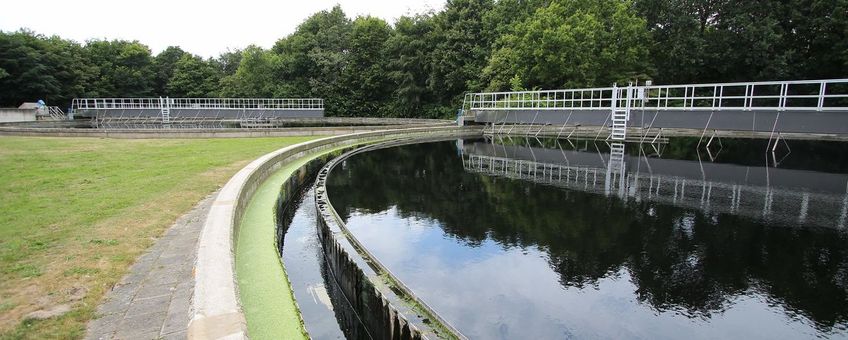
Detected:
left=0, top=136, right=320, bottom=339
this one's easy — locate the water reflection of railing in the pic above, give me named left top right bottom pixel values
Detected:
left=462, top=143, right=848, bottom=229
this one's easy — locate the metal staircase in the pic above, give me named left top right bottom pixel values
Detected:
left=160, top=97, right=171, bottom=125
left=609, top=84, right=631, bottom=141
left=47, top=106, right=66, bottom=120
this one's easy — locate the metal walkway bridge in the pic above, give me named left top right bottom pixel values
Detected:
left=460, top=140, right=848, bottom=230
left=71, top=97, right=324, bottom=129
left=461, top=78, right=848, bottom=142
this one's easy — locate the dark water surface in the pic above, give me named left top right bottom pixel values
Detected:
left=327, top=137, right=848, bottom=339
left=281, top=185, right=378, bottom=340
left=280, top=187, right=346, bottom=339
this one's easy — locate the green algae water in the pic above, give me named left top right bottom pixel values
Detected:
left=326, top=137, right=848, bottom=339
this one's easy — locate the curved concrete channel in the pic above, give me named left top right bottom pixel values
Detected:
left=189, top=126, right=480, bottom=339
left=312, top=138, right=479, bottom=340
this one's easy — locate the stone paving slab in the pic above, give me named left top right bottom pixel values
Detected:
left=85, top=191, right=218, bottom=340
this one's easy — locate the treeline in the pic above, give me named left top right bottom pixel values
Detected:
left=1, top=0, right=845, bottom=118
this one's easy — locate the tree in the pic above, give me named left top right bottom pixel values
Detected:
left=428, top=0, right=495, bottom=111
left=483, top=0, right=653, bottom=90
left=0, top=30, right=60, bottom=106
left=341, top=16, right=393, bottom=117
left=635, top=0, right=848, bottom=83
left=215, top=49, right=243, bottom=76
left=0, top=1, right=843, bottom=116
left=153, top=46, right=188, bottom=95
left=783, top=0, right=848, bottom=80
left=483, top=0, right=546, bottom=39
left=273, top=5, right=352, bottom=115
left=166, top=54, right=221, bottom=97
left=0, top=30, right=92, bottom=108
left=84, top=39, right=155, bottom=97
left=385, top=15, right=436, bottom=117
left=634, top=0, right=715, bottom=83
left=218, top=45, right=280, bottom=97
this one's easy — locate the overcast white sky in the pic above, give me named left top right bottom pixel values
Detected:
left=0, top=0, right=446, bottom=58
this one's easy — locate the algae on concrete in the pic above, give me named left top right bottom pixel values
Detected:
left=235, top=146, right=352, bottom=340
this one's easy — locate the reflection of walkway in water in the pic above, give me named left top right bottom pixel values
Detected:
left=462, top=140, right=848, bottom=229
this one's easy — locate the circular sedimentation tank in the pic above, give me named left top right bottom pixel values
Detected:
left=208, top=128, right=848, bottom=339
left=295, top=135, right=848, bottom=339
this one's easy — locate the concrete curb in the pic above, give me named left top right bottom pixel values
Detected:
left=188, top=126, right=481, bottom=339
left=0, top=123, right=453, bottom=139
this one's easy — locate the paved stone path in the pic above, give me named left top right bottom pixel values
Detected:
left=85, top=192, right=218, bottom=340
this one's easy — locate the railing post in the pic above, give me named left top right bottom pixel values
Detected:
left=712, top=86, right=717, bottom=108
left=780, top=83, right=788, bottom=110
left=579, top=90, right=584, bottom=109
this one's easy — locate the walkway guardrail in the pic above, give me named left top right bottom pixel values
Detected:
left=46, top=106, right=66, bottom=120
left=71, top=97, right=324, bottom=111
left=463, top=78, right=848, bottom=112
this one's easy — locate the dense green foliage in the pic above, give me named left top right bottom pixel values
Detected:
left=1, top=0, right=845, bottom=117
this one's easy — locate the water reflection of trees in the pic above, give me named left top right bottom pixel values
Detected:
left=327, top=141, right=848, bottom=331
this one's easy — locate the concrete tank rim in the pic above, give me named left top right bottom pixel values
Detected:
left=188, top=126, right=481, bottom=339
left=315, top=136, right=477, bottom=339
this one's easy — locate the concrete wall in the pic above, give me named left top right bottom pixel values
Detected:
left=315, top=209, right=424, bottom=339
left=473, top=108, right=848, bottom=135
left=0, top=109, right=36, bottom=122
left=0, top=124, right=460, bottom=139
left=0, top=118, right=456, bottom=139
left=0, top=120, right=90, bottom=129
left=189, top=127, right=479, bottom=339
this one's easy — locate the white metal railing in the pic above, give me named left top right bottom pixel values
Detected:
left=464, top=78, right=848, bottom=112
left=47, top=106, right=66, bottom=120
left=33, top=106, right=67, bottom=120
left=71, top=97, right=324, bottom=111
